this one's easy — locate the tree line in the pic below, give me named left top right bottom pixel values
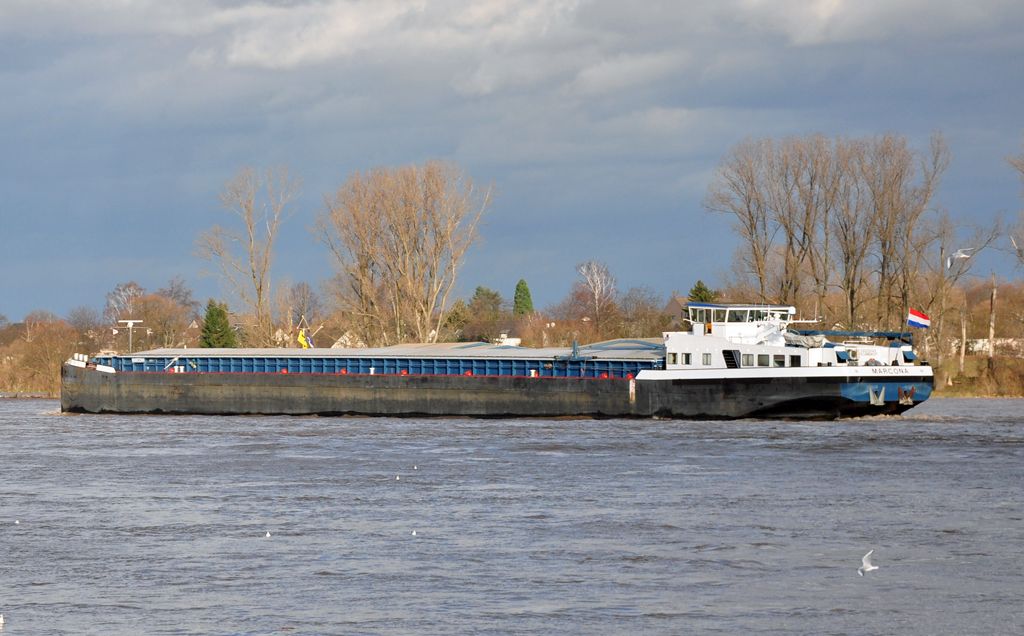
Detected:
left=0, top=157, right=677, bottom=393
left=4, top=134, right=1024, bottom=394
left=191, top=160, right=673, bottom=350
left=705, top=131, right=958, bottom=330
left=0, top=262, right=673, bottom=394
left=707, top=130, right=1024, bottom=385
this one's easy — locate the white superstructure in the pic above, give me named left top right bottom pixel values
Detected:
left=650, top=303, right=920, bottom=373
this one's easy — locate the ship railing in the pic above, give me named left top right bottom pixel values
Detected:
left=792, top=330, right=913, bottom=346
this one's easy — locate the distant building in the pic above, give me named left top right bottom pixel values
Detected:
left=494, top=332, right=521, bottom=347
left=331, top=331, right=367, bottom=348
left=954, top=338, right=1024, bottom=357
left=0, top=323, right=27, bottom=347
left=183, top=320, right=202, bottom=347
left=663, top=298, right=690, bottom=329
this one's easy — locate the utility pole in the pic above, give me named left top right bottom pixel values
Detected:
left=118, top=319, right=143, bottom=354
left=959, top=305, right=967, bottom=375
left=987, top=272, right=997, bottom=373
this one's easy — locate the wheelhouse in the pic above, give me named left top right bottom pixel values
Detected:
left=684, top=303, right=796, bottom=325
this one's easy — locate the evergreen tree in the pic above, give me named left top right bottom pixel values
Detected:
left=463, top=286, right=508, bottom=342
left=200, top=299, right=237, bottom=348
left=469, top=286, right=504, bottom=324
left=513, top=279, right=534, bottom=315
left=442, top=299, right=470, bottom=338
left=687, top=280, right=717, bottom=303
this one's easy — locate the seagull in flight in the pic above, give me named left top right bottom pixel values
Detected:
left=858, top=550, right=878, bottom=576
left=946, top=248, right=974, bottom=270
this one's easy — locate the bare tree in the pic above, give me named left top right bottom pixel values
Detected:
left=135, top=295, right=191, bottom=348
left=104, top=281, right=147, bottom=323
left=620, top=286, right=668, bottom=338
left=67, top=306, right=102, bottom=333
left=156, top=275, right=201, bottom=320
left=23, top=309, right=59, bottom=342
left=704, top=138, right=775, bottom=301
left=707, top=131, right=952, bottom=333
left=1008, top=136, right=1024, bottom=267
left=708, top=136, right=835, bottom=309
left=20, top=317, right=77, bottom=393
left=1011, top=215, right=1024, bottom=268
left=22, top=319, right=77, bottom=395
left=910, top=211, right=1001, bottom=378
left=315, top=160, right=493, bottom=346
left=575, top=260, right=619, bottom=334
left=272, top=281, right=325, bottom=347
left=195, top=165, right=302, bottom=346
left=288, top=282, right=323, bottom=325
left=545, top=284, right=590, bottom=322
left=830, top=138, right=873, bottom=328
left=66, top=305, right=103, bottom=350
left=762, top=137, right=804, bottom=304
left=865, top=132, right=950, bottom=330
left=706, top=135, right=840, bottom=311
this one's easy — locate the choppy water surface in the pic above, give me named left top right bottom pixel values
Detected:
left=1, top=399, right=1022, bottom=635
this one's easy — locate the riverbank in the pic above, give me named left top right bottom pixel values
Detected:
left=0, top=392, right=55, bottom=399
left=933, top=355, right=1024, bottom=398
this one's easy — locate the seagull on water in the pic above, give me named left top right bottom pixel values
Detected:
left=946, top=248, right=974, bottom=270
left=858, top=550, right=878, bottom=576
left=412, top=530, right=417, bottom=536
left=266, top=531, right=271, bottom=538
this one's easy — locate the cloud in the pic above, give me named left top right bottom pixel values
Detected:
left=733, top=0, right=1022, bottom=46
left=6, top=1, right=1022, bottom=96
left=2, top=0, right=1024, bottom=318
left=222, top=1, right=423, bottom=68
left=568, top=52, right=687, bottom=96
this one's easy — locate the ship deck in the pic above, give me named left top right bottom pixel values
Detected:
left=92, top=339, right=667, bottom=379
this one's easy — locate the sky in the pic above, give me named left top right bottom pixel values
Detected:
left=2, top=0, right=1023, bottom=321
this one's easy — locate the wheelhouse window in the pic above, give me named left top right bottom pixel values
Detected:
left=728, top=309, right=747, bottom=323
left=773, top=355, right=785, bottom=367
left=749, top=310, right=768, bottom=322
left=742, top=353, right=754, bottom=367
left=790, top=355, right=801, bottom=367
left=714, top=309, right=727, bottom=323
left=702, top=353, right=712, bottom=365
left=757, top=354, right=769, bottom=367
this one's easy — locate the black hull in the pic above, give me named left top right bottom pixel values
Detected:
left=61, top=365, right=931, bottom=420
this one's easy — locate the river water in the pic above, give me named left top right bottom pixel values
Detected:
left=0, top=398, right=1022, bottom=635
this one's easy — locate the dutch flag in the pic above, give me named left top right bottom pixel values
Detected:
left=907, top=309, right=931, bottom=329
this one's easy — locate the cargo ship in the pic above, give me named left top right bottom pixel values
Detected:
left=61, top=303, right=933, bottom=419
